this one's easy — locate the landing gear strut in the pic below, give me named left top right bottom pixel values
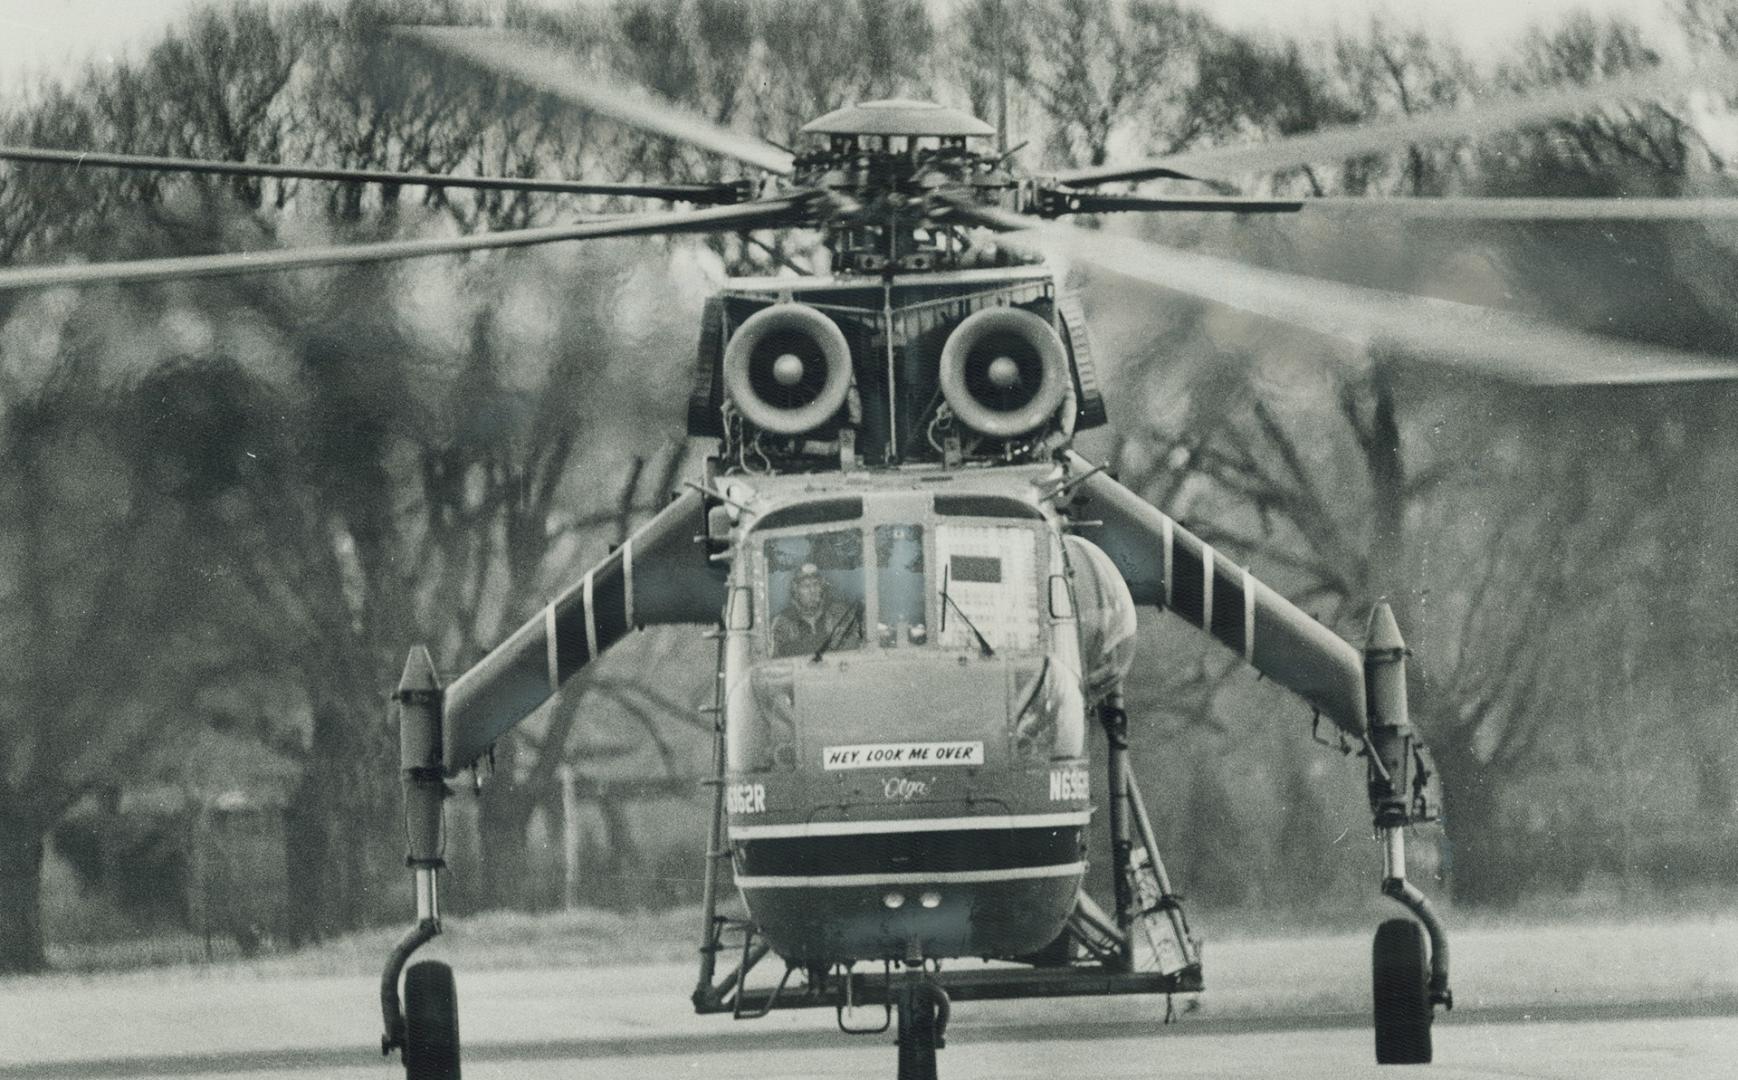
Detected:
left=1363, top=606, right=1450, bottom=1066
left=1370, top=825, right=1450, bottom=1064
left=381, top=648, right=461, bottom=1080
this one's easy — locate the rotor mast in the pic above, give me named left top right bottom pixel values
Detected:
left=793, top=100, right=1020, bottom=275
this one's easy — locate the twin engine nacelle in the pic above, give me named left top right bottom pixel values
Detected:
left=937, top=307, right=1070, bottom=439
left=718, top=302, right=1073, bottom=442
left=723, top=304, right=856, bottom=435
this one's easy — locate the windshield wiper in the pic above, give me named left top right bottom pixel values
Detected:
left=811, top=605, right=862, bottom=663
left=940, top=565, right=995, bottom=658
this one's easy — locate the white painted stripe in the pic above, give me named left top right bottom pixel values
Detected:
left=1201, top=543, right=1215, bottom=632
left=544, top=603, right=559, bottom=692
left=1243, top=567, right=1256, bottom=662
left=728, top=811, right=1092, bottom=841
left=621, top=540, right=635, bottom=629
left=735, top=862, right=1086, bottom=890
left=582, top=570, right=599, bottom=659
left=1161, top=516, right=1174, bottom=607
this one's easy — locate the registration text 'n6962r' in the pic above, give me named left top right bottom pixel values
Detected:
left=1049, top=768, right=1089, bottom=801
left=727, top=782, right=766, bottom=813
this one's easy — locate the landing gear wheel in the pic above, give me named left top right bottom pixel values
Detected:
left=895, top=979, right=948, bottom=1080
left=404, top=960, right=461, bottom=1080
left=1372, top=918, right=1432, bottom=1065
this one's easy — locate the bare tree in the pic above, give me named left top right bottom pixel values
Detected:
left=0, top=341, right=244, bottom=971
left=1012, top=0, right=1211, bottom=169
left=755, top=0, right=936, bottom=146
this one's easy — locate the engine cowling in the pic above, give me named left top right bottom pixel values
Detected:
left=939, top=307, right=1069, bottom=438
left=723, top=303, right=854, bottom=435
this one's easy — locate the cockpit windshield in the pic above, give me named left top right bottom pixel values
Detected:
left=758, top=518, right=1041, bottom=658
left=875, top=524, right=928, bottom=647
left=765, top=529, right=864, bottom=659
left=935, top=523, right=1040, bottom=653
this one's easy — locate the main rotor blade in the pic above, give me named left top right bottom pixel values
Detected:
left=1056, top=59, right=1738, bottom=186
left=396, top=26, right=795, bottom=176
left=1038, top=191, right=1303, bottom=215
left=0, top=198, right=803, bottom=293
left=1044, top=193, right=1738, bottom=219
left=0, top=144, right=740, bottom=202
left=1298, top=196, right=1738, bottom=220
left=957, top=203, right=1737, bottom=385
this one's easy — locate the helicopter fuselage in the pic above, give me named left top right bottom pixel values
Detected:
left=718, top=463, right=1092, bottom=965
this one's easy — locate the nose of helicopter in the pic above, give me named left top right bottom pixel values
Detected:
left=792, top=656, right=1011, bottom=760
left=731, top=654, right=1086, bottom=966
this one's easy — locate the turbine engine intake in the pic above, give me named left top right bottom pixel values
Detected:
left=723, top=303, right=854, bottom=435
left=939, top=307, right=1069, bottom=438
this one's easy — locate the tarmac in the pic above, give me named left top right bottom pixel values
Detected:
left=2, top=960, right=1733, bottom=1079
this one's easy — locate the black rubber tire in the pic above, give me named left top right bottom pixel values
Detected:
left=404, top=960, right=461, bottom=1080
left=1372, top=918, right=1432, bottom=1065
left=896, top=981, right=941, bottom=1080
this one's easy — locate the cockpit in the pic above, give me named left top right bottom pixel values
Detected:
left=721, top=488, right=1085, bottom=776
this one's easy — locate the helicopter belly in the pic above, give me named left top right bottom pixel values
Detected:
left=731, top=815, right=1085, bottom=964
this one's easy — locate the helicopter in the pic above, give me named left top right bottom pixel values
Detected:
left=7, top=23, right=1738, bottom=1080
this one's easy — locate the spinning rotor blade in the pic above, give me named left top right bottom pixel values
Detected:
left=1056, top=58, right=1738, bottom=186
left=0, top=144, right=740, bottom=202
left=397, top=27, right=796, bottom=176
left=0, top=198, right=802, bottom=293
left=958, top=203, right=1737, bottom=385
left=1297, top=196, right=1738, bottom=220
left=1047, top=193, right=1738, bottom=219
left=1039, top=191, right=1303, bottom=215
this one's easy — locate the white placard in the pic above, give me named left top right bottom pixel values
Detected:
left=821, top=741, right=984, bottom=770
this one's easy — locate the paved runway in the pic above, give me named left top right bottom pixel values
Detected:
left=2, top=959, right=1732, bottom=1080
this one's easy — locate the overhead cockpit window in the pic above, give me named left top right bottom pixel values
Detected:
left=755, top=497, right=862, bottom=531
left=764, top=529, right=864, bottom=658
left=875, top=525, right=928, bottom=648
left=936, top=524, right=1040, bottom=653
left=933, top=494, right=1043, bottom=520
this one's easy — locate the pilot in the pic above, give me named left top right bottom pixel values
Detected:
left=772, top=563, right=862, bottom=658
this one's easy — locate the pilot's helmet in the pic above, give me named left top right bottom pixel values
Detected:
left=794, top=562, right=823, bottom=585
